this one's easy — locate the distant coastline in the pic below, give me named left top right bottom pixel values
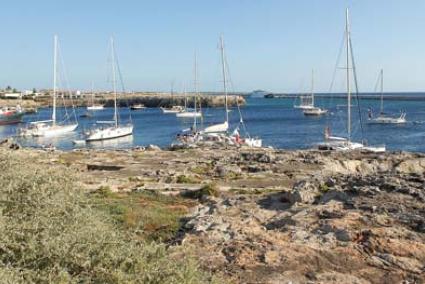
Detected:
left=265, top=92, right=425, bottom=101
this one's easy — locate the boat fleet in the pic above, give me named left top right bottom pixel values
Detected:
left=1, top=9, right=412, bottom=153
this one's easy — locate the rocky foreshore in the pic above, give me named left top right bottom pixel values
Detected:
left=2, top=141, right=424, bottom=283
left=0, top=93, right=246, bottom=108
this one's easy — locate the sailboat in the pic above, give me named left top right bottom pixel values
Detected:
left=20, top=35, right=78, bottom=137
left=202, top=36, right=229, bottom=134
left=161, top=82, right=184, bottom=113
left=368, top=69, right=406, bottom=124
left=176, top=54, right=202, bottom=118
left=320, top=9, right=385, bottom=153
left=85, top=37, right=133, bottom=142
left=303, top=70, right=328, bottom=116
left=203, top=35, right=262, bottom=147
left=87, top=83, right=104, bottom=110
left=294, top=94, right=314, bottom=110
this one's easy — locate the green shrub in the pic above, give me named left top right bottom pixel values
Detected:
left=176, top=175, right=199, bottom=184
left=0, top=151, right=215, bottom=283
left=183, top=183, right=219, bottom=199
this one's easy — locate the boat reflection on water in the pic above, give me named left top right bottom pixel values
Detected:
left=84, top=134, right=134, bottom=149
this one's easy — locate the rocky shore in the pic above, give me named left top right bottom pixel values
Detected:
left=0, top=93, right=246, bottom=108
left=2, top=142, right=424, bottom=283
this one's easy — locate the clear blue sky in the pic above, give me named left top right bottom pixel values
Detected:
left=1, top=0, right=425, bottom=93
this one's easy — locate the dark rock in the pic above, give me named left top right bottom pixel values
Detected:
left=87, top=164, right=125, bottom=171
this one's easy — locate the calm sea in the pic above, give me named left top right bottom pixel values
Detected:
left=2, top=95, right=425, bottom=152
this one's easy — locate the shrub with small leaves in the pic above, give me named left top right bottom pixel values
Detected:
left=0, top=150, right=217, bottom=283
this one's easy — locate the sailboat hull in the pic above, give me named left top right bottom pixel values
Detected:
left=87, top=105, right=104, bottom=110
left=161, top=106, right=183, bottom=113
left=28, top=123, right=78, bottom=137
left=368, top=115, right=406, bottom=124
left=303, top=107, right=328, bottom=116
left=176, top=111, right=202, bottom=118
left=203, top=121, right=229, bottom=133
left=86, top=125, right=133, bottom=142
left=319, top=140, right=385, bottom=153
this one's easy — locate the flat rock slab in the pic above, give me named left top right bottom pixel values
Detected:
left=87, top=164, right=125, bottom=171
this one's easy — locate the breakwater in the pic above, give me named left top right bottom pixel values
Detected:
left=0, top=93, right=246, bottom=108
left=266, top=92, right=425, bottom=101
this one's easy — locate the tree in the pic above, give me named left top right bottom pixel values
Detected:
left=32, top=88, right=37, bottom=94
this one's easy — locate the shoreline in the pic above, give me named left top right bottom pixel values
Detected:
left=0, top=93, right=246, bottom=108
left=2, top=141, right=424, bottom=282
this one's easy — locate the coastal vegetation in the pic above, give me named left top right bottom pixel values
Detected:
left=0, top=151, right=217, bottom=283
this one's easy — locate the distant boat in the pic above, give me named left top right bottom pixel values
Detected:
left=204, top=36, right=262, bottom=147
left=85, top=37, right=133, bottom=142
left=0, top=106, right=23, bottom=125
left=302, top=70, right=328, bottom=116
left=87, top=105, right=104, bottom=111
left=20, top=35, right=78, bottom=137
left=161, top=82, right=184, bottom=113
left=202, top=36, right=230, bottom=134
left=319, top=9, right=385, bottom=153
left=130, top=104, right=146, bottom=110
left=161, top=105, right=184, bottom=113
left=87, top=82, right=104, bottom=110
left=176, top=69, right=202, bottom=118
left=175, top=109, right=202, bottom=118
left=368, top=69, right=406, bottom=124
left=294, top=95, right=314, bottom=110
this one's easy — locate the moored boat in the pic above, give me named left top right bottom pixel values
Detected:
left=19, top=35, right=78, bottom=137
left=0, top=106, right=23, bottom=125
left=319, top=9, right=385, bottom=153
left=130, top=104, right=146, bottom=110
left=85, top=37, right=133, bottom=143
left=368, top=69, right=407, bottom=124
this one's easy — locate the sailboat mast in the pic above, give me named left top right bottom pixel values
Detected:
left=183, top=84, right=187, bottom=109
left=311, top=69, right=315, bottom=106
left=170, top=80, right=174, bottom=105
left=91, top=81, right=95, bottom=106
left=111, top=37, right=118, bottom=128
left=52, top=35, right=57, bottom=125
left=380, top=69, right=384, bottom=114
left=220, top=35, right=229, bottom=123
left=346, top=8, right=351, bottom=142
left=193, top=52, right=198, bottom=131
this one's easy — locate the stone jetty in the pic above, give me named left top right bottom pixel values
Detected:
left=0, top=92, right=246, bottom=108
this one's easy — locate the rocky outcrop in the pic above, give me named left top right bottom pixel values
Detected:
left=4, top=145, right=425, bottom=283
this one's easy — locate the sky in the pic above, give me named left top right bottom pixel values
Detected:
left=1, top=0, right=425, bottom=93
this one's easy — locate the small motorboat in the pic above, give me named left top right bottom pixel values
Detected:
left=130, top=104, right=145, bottom=110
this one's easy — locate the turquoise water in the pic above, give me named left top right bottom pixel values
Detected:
left=2, top=95, right=425, bottom=152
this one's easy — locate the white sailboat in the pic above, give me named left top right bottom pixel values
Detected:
left=320, top=9, right=385, bottom=153
left=161, top=82, right=184, bottom=113
left=20, top=35, right=78, bottom=137
left=205, top=36, right=262, bottom=147
left=294, top=94, right=314, bottom=110
left=162, top=105, right=183, bottom=113
left=202, top=36, right=230, bottom=134
left=87, top=82, right=104, bottom=110
left=368, top=69, right=406, bottom=124
left=85, top=37, right=133, bottom=142
left=303, top=70, right=328, bottom=116
left=176, top=54, right=202, bottom=118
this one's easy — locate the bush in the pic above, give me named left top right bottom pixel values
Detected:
left=183, top=183, right=219, bottom=199
left=0, top=151, right=215, bottom=283
left=176, top=175, right=199, bottom=184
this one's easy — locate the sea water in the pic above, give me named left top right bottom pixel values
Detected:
left=2, top=95, right=425, bottom=152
